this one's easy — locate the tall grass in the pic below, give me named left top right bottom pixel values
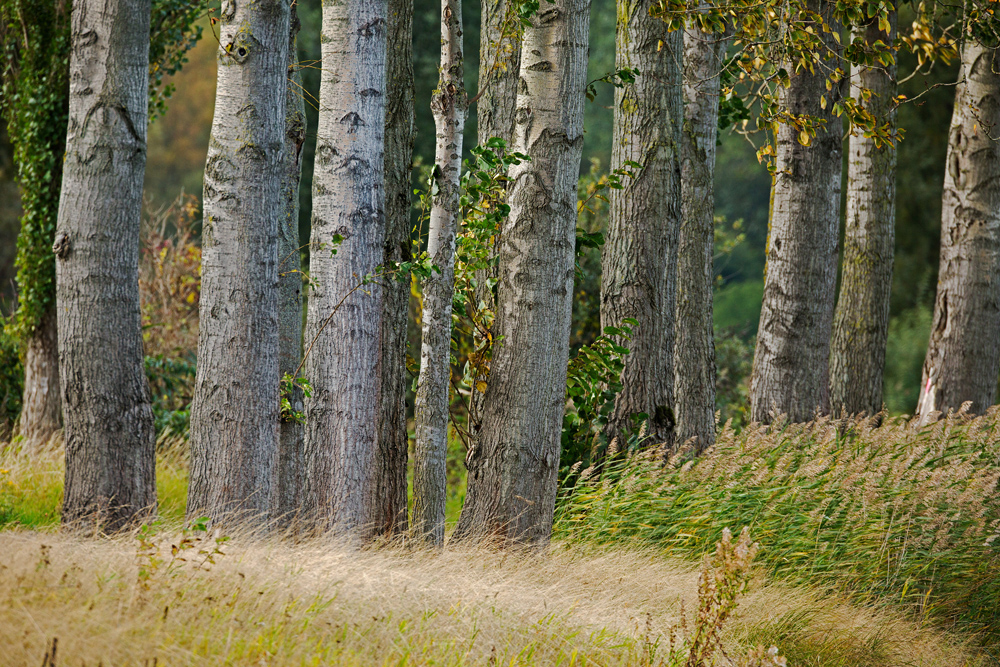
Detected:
left=555, top=411, right=1000, bottom=653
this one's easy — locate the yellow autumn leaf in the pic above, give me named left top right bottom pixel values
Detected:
left=476, top=381, right=488, bottom=393
left=799, top=131, right=812, bottom=147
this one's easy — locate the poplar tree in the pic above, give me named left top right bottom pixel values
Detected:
left=413, top=0, right=467, bottom=545
left=372, top=0, right=415, bottom=537
left=830, top=9, right=897, bottom=416
left=276, top=4, right=307, bottom=526
left=917, top=31, right=1000, bottom=419
left=188, top=0, right=290, bottom=522
left=749, top=0, right=843, bottom=424
left=455, top=0, right=591, bottom=545
left=303, top=0, right=389, bottom=535
left=676, top=17, right=729, bottom=452
left=601, top=0, right=682, bottom=449
left=55, top=0, right=156, bottom=530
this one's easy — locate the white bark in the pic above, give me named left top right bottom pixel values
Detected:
left=455, top=0, right=590, bottom=546
left=917, top=40, right=1000, bottom=420
left=303, top=0, right=389, bottom=535
left=188, top=0, right=289, bottom=523
left=55, top=0, right=155, bottom=531
left=413, top=0, right=467, bottom=546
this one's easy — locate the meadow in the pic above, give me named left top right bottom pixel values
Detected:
left=2, top=410, right=998, bottom=666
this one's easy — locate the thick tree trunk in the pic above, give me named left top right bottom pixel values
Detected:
left=303, top=0, right=388, bottom=536
left=188, top=0, right=289, bottom=523
left=370, top=0, right=414, bottom=538
left=454, top=0, right=590, bottom=546
left=18, top=308, right=61, bottom=450
left=601, top=0, right=682, bottom=450
left=413, top=0, right=467, bottom=545
left=749, top=0, right=843, bottom=424
left=676, top=22, right=729, bottom=453
left=830, top=12, right=897, bottom=416
left=276, top=5, right=306, bottom=527
left=468, top=0, right=523, bottom=432
left=476, top=0, right=521, bottom=146
left=917, top=40, right=1000, bottom=419
left=55, top=0, right=155, bottom=532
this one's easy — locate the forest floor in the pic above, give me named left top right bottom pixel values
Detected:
left=0, top=528, right=988, bottom=666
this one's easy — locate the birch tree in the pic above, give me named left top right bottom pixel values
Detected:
left=829, top=9, right=897, bottom=416
left=675, top=18, right=729, bottom=453
left=188, top=0, right=289, bottom=522
left=413, top=0, right=467, bottom=545
left=303, top=0, right=389, bottom=535
left=601, top=0, right=683, bottom=450
left=917, top=35, right=1000, bottom=419
left=371, top=0, right=415, bottom=537
left=276, top=4, right=306, bottom=526
left=55, top=0, right=155, bottom=530
left=455, top=0, right=590, bottom=545
left=749, top=0, right=843, bottom=424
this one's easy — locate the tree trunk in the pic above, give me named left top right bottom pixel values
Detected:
left=917, top=40, right=1000, bottom=419
left=370, top=0, right=415, bottom=538
left=601, top=0, right=682, bottom=450
left=676, top=21, right=728, bottom=453
left=468, top=0, right=523, bottom=433
left=276, top=5, right=306, bottom=528
left=303, top=0, right=389, bottom=536
left=454, top=0, right=590, bottom=546
left=749, top=0, right=843, bottom=424
left=830, top=12, right=897, bottom=416
left=18, top=308, right=61, bottom=450
left=56, top=0, right=156, bottom=532
left=413, top=0, right=467, bottom=545
left=188, top=0, right=289, bottom=523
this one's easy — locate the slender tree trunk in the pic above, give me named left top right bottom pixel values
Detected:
left=749, top=0, right=843, bottom=424
left=55, top=0, right=155, bottom=532
left=276, top=5, right=306, bottom=527
left=454, top=0, right=590, bottom=546
left=676, top=21, right=728, bottom=453
left=188, top=0, right=289, bottom=523
left=601, top=0, right=682, bottom=450
left=371, top=0, right=415, bottom=537
left=18, top=308, right=61, bottom=449
left=468, top=0, right=523, bottom=433
left=917, top=39, right=1000, bottom=419
left=303, top=0, right=389, bottom=535
left=830, top=12, right=897, bottom=416
left=413, top=0, right=467, bottom=545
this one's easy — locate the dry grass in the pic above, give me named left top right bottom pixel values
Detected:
left=0, top=528, right=988, bottom=666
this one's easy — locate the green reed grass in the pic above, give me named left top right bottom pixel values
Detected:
left=555, top=411, right=1000, bottom=653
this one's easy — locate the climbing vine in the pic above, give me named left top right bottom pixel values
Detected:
left=0, top=0, right=209, bottom=347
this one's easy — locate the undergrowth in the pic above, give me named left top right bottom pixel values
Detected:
left=555, top=411, right=1000, bottom=654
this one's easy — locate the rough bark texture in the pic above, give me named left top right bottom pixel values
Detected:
left=830, top=13, right=897, bottom=416
left=276, top=5, right=306, bottom=527
left=370, top=0, right=414, bottom=537
left=303, top=0, right=388, bottom=536
left=601, top=0, right=682, bottom=450
left=55, top=0, right=155, bottom=532
left=188, top=0, right=289, bottom=523
left=676, top=22, right=728, bottom=453
left=917, top=40, right=1000, bottom=420
left=468, top=0, right=523, bottom=430
left=476, top=0, right=521, bottom=146
left=18, top=308, right=61, bottom=449
left=413, top=0, right=467, bottom=545
left=454, top=0, right=590, bottom=546
left=749, top=0, right=843, bottom=424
